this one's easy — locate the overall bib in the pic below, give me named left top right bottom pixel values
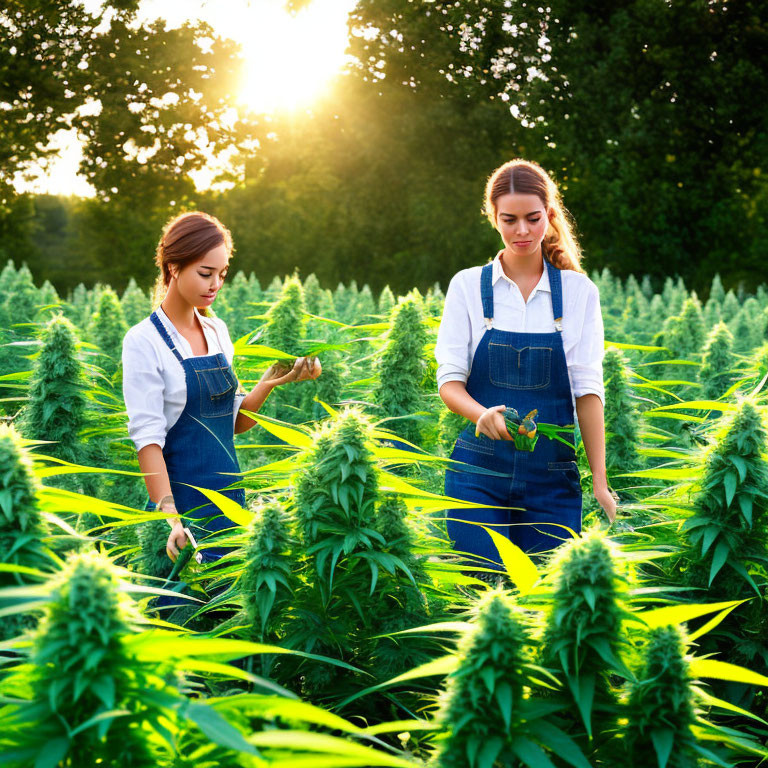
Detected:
left=143, top=311, right=246, bottom=562
left=444, top=258, right=582, bottom=568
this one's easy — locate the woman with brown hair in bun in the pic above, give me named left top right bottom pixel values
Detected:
left=122, top=211, right=320, bottom=563
left=436, top=159, right=617, bottom=573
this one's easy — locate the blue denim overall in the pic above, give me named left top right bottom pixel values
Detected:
left=444, top=257, right=582, bottom=568
left=144, top=311, right=246, bottom=562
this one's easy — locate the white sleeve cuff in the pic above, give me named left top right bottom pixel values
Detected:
left=437, top=368, right=469, bottom=392
left=233, top=392, right=247, bottom=428
left=132, top=437, right=165, bottom=453
left=572, top=377, right=605, bottom=407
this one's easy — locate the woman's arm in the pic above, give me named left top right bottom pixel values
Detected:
left=439, top=381, right=512, bottom=440
left=574, top=393, right=617, bottom=522
left=234, top=357, right=321, bottom=434
left=137, top=443, right=189, bottom=558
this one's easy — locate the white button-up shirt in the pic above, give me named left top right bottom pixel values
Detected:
left=435, top=252, right=605, bottom=408
left=121, top=306, right=246, bottom=453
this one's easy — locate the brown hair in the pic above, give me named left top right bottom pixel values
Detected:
left=151, top=211, right=234, bottom=316
left=484, top=159, right=584, bottom=273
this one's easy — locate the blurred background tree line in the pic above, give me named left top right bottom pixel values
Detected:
left=3, top=0, right=767, bottom=298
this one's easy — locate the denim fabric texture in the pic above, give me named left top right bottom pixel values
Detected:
left=445, top=258, right=582, bottom=569
left=144, top=311, right=245, bottom=562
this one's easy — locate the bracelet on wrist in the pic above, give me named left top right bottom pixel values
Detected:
left=155, top=494, right=175, bottom=512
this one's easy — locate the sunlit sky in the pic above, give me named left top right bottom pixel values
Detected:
left=14, top=0, right=357, bottom=197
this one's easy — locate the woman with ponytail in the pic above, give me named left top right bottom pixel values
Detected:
left=122, top=211, right=320, bottom=563
left=435, top=159, right=617, bottom=571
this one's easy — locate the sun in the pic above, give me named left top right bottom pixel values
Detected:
left=233, top=0, right=356, bottom=114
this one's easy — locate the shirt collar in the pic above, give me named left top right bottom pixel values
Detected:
left=156, top=305, right=208, bottom=334
left=491, top=251, right=551, bottom=293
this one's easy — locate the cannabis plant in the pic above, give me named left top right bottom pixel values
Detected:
left=541, top=532, right=630, bottom=749
left=434, top=590, right=589, bottom=768
left=89, top=286, right=129, bottom=380
left=0, top=424, right=50, bottom=639
left=16, top=315, right=87, bottom=470
left=603, top=347, right=642, bottom=485
left=241, top=499, right=297, bottom=640
left=697, top=321, right=736, bottom=400
left=623, top=626, right=698, bottom=768
left=374, top=292, right=429, bottom=447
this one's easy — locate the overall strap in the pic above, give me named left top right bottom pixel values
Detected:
left=545, top=258, right=564, bottom=332
left=480, top=262, right=494, bottom=329
left=149, top=312, right=185, bottom=364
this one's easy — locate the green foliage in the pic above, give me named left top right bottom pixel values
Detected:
left=17, top=315, right=87, bottom=466
left=299, top=354, right=347, bottom=420
left=355, top=284, right=376, bottom=322
left=709, top=274, right=725, bottom=304
left=0, top=424, right=48, bottom=582
left=263, top=274, right=306, bottom=356
left=0, top=424, right=49, bottom=639
left=223, top=270, right=257, bottom=341
left=135, top=517, right=175, bottom=579
left=378, top=285, right=396, bottom=315
left=541, top=532, right=629, bottom=741
left=436, top=406, right=469, bottom=453
left=89, top=286, right=129, bottom=379
left=434, top=590, right=583, bottom=768
left=276, top=408, right=442, bottom=703
left=1, top=550, right=161, bottom=766
left=374, top=293, right=429, bottom=445
left=698, top=321, right=736, bottom=400
left=241, top=500, right=296, bottom=638
left=302, top=273, right=324, bottom=315
left=721, top=290, right=740, bottom=323
left=679, top=399, right=768, bottom=597
left=121, top=276, right=151, bottom=327
left=624, top=626, right=697, bottom=768
left=603, top=347, right=642, bottom=481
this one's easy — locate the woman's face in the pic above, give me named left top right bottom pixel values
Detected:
left=494, top=193, right=551, bottom=257
left=170, top=243, right=230, bottom=309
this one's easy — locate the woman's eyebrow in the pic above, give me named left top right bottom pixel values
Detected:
left=199, top=265, right=228, bottom=270
left=500, top=210, right=542, bottom=216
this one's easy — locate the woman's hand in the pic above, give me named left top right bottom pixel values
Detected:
left=475, top=404, right=513, bottom=440
left=593, top=484, right=619, bottom=524
left=261, top=356, right=321, bottom=388
left=166, top=520, right=189, bottom=562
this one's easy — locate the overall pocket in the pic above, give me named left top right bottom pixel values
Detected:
left=547, top=460, right=582, bottom=494
left=489, top=343, right=551, bottom=390
left=196, top=366, right=237, bottom=418
left=455, top=433, right=496, bottom=456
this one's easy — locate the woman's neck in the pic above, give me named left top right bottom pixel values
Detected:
left=160, top=284, right=198, bottom=331
left=499, top=246, right=544, bottom=283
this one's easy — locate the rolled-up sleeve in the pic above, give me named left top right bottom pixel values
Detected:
left=569, top=282, right=605, bottom=406
left=435, top=273, right=473, bottom=392
left=122, top=331, right=168, bottom=452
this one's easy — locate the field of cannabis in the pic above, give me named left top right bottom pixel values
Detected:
left=3, top=260, right=768, bottom=767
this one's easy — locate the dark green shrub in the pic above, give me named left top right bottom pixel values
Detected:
left=603, top=347, right=642, bottom=485
left=374, top=292, right=428, bottom=446
left=0, top=424, right=50, bottom=639
left=120, top=277, right=151, bottom=327
left=624, top=626, right=697, bottom=768
left=16, top=315, right=87, bottom=468
left=241, top=499, right=297, bottom=640
left=263, top=274, right=305, bottom=356
left=89, top=286, right=129, bottom=380
left=378, top=285, right=395, bottom=315
left=698, top=321, right=736, bottom=400
left=541, top=532, right=629, bottom=744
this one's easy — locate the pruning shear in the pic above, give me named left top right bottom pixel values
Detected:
left=183, top=527, right=204, bottom=565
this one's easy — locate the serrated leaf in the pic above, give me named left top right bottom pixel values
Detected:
left=651, top=728, right=674, bottom=768
left=708, top=541, right=730, bottom=586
